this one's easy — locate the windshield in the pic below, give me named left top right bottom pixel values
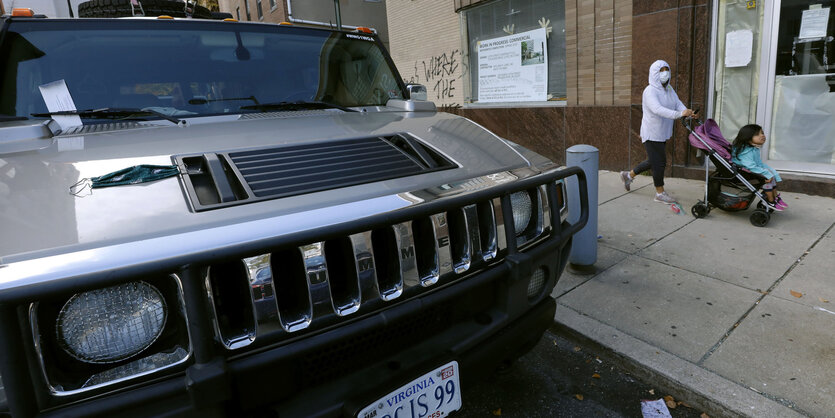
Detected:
left=0, top=20, right=406, bottom=121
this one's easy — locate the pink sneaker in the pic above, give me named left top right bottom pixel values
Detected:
left=776, top=195, right=788, bottom=210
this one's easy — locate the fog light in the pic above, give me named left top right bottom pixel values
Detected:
left=57, top=281, right=167, bottom=364
left=83, top=347, right=188, bottom=388
left=527, top=267, right=547, bottom=299
left=510, top=191, right=532, bottom=235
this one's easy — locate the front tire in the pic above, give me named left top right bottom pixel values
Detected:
left=691, top=202, right=710, bottom=219
left=749, top=209, right=770, bottom=227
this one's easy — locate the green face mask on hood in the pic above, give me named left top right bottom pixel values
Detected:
left=90, top=164, right=180, bottom=188
left=71, top=164, right=180, bottom=196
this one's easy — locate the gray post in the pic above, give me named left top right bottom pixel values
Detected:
left=566, top=145, right=598, bottom=274
left=333, top=0, right=342, bottom=30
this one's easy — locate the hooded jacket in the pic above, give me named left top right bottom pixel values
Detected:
left=640, top=60, right=686, bottom=142
left=732, top=146, right=782, bottom=182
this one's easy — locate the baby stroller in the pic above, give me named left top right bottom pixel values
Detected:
left=683, top=118, right=780, bottom=227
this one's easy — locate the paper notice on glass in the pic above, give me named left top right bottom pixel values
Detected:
left=477, top=28, right=548, bottom=102
left=725, top=30, right=753, bottom=68
left=799, top=8, right=830, bottom=39
left=38, top=80, right=82, bottom=130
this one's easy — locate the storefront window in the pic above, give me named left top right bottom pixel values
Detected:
left=712, top=1, right=764, bottom=141
left=770, top=0, right=835, bottom=167
left=462, top=0, right=566, bottom=103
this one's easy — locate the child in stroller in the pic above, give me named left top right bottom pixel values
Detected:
left=684, top=118, right=782, bottom=227
left=731, top=124, right=787, bottom=211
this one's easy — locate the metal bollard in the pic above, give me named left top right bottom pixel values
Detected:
left=565, top=145, right=598, bottom=274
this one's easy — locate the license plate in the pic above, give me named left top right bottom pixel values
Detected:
left=358, top=361, right=462, bottom=418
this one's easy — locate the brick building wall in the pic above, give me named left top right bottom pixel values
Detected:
left=564, top=0, right=631, bottom=106
left=218, top=0, right=286, bottom=23
left=451, top=1, right=709, bottom=178
left=386, top=0, right=465, bottom=109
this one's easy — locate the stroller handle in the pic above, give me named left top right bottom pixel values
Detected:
left=681, top=112, right=702, bottom=132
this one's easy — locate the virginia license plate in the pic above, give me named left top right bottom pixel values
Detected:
left=358, top=361, right=462, bottom=418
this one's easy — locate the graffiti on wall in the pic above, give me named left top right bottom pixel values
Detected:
left=404, top=49, right=463, bottom=107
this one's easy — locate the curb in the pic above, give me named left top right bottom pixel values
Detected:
left=551, top=304, right=806, bottom=418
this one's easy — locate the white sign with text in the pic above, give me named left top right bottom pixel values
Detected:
left=477, top=28, right=548, bottom=102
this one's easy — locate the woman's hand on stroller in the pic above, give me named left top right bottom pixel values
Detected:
left=682, top=108, right=698, bottom=118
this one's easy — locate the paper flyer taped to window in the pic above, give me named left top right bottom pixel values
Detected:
left=725, top=30, right=753, bottom=68
left=38, top=80, right=82, bottom=130
left=476, top=28, right=548, bottom=103
left=799, top=7, right=830, bottom=39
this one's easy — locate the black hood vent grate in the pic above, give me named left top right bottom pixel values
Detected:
left=175, top=134, right=456, bottom=211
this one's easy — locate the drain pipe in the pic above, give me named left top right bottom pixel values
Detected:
left=333, top=0, right=341, bottom=30
left=565, top=145, right=599, bottom=274
left=286, top=0, right=357, bottom=31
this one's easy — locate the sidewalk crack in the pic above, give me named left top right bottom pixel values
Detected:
left=696, top=221, right=835, bottom=366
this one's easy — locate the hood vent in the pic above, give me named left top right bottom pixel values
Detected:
left=175, top=134, right=456, bottom=211
left=58, top=122, right=145, bottom=136
left=238, top=110, right=336, bottom=120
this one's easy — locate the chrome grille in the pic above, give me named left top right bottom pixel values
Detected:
left=206, top=171, right=580, bottom=349
left=205, top=176, right=569, bottom=350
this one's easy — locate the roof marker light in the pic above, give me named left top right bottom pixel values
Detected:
left=278, top=21, right=293, bottom=25
left=356, top=27, right=373, bottom=34
left=223, top=18, right=237, bottom=21
left=12, top=8, right=35, bottom=16
left=157, top=15, right=174, bottom=19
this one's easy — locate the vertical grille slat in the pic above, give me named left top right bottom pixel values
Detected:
left=477, top=201, right=498, bottom=261
left=394, top=222, right=419, bottom=289
left=272, top=248, right=312, bottom=332
left=446, top=208, right=471, bottom=274
left=432, top=213, right=454, bottom=277
left=324, top=238, right=362, bottom=316
left=244, top=255, right=284, bottom=338
left=412, top=217, right=440, bottom=287
left=350, top=232, right=378, bottom=305
left=462, top=204, right=482, bottom=264
left=371, top=227, right=404, bottom=301
left=492, top=198, right=508, bottom=252
left=206, top=260, right=257, bottom=349
left=303, top=243, right=333, bottom=321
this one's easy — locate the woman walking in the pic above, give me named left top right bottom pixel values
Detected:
left=621, top=59, right=697, bottom=204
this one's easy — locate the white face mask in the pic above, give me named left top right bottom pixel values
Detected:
left=658, top=70, right=670, bottom=84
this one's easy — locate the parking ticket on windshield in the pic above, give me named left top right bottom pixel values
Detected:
left=39, top=80, right=82, bottom=130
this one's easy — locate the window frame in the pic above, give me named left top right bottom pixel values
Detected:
left=460, top=0, right=567, bottom=107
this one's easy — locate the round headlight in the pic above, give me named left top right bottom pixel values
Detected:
left=57, top=281, right=167, bottom=364
left=510, top=191, right=532, bottom=235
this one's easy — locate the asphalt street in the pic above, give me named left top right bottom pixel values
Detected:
left=455, top=330, right=707, bottom=418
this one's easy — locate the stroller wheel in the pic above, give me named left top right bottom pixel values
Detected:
left=749, top=209, right=770, bottom=227
left=691, top=202, right=710, bottom=218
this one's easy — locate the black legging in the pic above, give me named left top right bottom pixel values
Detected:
left=633, top=140, right=667, bottom=188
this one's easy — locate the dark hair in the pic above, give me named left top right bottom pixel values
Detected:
left=732, top=124, right=763, bottom=157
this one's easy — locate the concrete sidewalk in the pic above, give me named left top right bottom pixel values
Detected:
left=552, top=170, right=835, bottom=418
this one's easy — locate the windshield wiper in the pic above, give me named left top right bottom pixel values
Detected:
left=239, top=101, right=357, bottom=113
left=0, top=115, right=28, bottom=122
left=32, top=108, right=185, bottom=126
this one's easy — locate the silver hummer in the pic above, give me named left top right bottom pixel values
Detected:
left=0, top=13, right=588, bottom=417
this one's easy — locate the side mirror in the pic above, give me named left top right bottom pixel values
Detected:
left=406, top=84, right=428, bottom=101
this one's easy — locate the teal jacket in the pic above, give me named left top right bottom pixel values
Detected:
left=732, top=146, right=781, bottom=182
